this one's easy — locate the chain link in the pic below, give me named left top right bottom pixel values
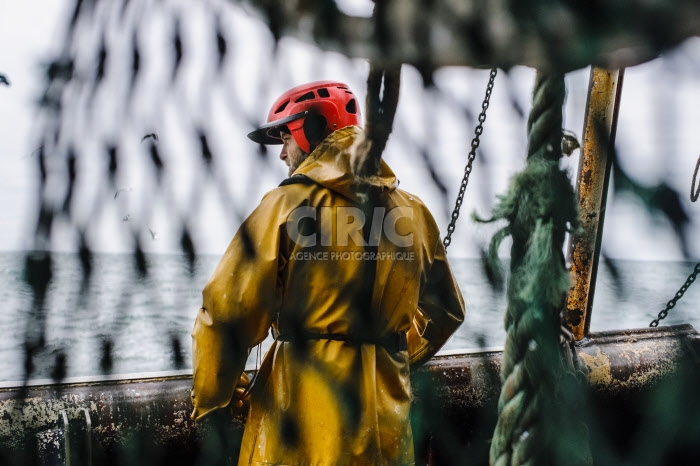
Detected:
left=649, top=262, right=700, bottom=327
left=443, top=68, right=498, bottom=250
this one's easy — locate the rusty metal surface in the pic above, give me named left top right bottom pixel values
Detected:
left=0, top=371, right=252, bottom=464
left=0, top=373, right=197, bottom=457
left=1, top=325, right=698, bottom=462
left=565, top=67, right=625, bottom=340
left=576, top=324, right=699, bottom=396
left=417, top=324, right=700, bottom=406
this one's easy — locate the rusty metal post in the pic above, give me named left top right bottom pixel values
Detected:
left=564, top=67, right=625, bottom=340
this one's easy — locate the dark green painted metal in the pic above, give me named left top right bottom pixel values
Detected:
left=243, top=0, right=700, bottom=72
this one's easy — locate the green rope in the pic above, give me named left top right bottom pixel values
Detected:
left=485, top=72, right=590, bottom=465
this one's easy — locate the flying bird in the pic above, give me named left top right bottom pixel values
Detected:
left=141, top=133, right=158, bottom=143
left=122, top=214, right=131, bottom=222
left=148, top=228, right=158, bottom=240
left=114, top=186, right=133, bottom=199
left=0, top=75, right=9, bottom=86
left=561, top=130, right=581, bottom=156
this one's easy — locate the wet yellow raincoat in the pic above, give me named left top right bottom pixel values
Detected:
left=192, top=126, right=465, bottom=465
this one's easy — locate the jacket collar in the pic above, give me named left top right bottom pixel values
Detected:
left=293, top=126, right=398, bottom=203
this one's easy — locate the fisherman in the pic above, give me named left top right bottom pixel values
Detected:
left=190, top=81, right=465, bottom=465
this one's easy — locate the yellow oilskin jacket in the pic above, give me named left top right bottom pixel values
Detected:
left=191, top=126, right=465, bottom=465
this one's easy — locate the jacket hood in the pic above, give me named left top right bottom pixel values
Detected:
left=292, top=126, right=398, bottom=203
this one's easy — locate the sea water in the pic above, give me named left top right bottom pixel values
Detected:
left=0, top=251, right=698, bottom=382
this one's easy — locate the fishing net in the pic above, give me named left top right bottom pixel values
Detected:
left=16, top=0, right=544, bottom=382
left=2, top=0, right=700, bottom=464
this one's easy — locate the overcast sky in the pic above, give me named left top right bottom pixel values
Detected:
left=1, top=0, right=699, bottom=261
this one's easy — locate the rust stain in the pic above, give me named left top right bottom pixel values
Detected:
left=564, top=67, right=623, bottom=340
left=579, top=349, right=613, bottom=386
left=578, top=336, right=684, bottom=396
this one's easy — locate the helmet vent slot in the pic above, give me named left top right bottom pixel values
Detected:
left=345, top=98, right=357, bottom=114
left=317, top=88, right=330, bottom=98
left=295, top=91, right=316, bottom=103
left=274, top=100, right=289, bottom=113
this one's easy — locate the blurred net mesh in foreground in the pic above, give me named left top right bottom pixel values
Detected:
left=3, top=0, right=700, bottom=465
left=13, top=0, right=524, bottom=381
left=13, top=0, right=700, bottom=383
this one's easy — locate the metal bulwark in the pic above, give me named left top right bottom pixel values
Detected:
left=1, top=325, right=698, bottom=464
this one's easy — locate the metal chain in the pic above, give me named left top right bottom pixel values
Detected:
left=443, top=68, right=498, bottom=250
left=649, top=262, right=700, bottom=327
left=649, top=154, right=700, bottom=326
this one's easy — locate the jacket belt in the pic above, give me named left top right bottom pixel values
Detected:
left=274, top=330, right=408, bottom=352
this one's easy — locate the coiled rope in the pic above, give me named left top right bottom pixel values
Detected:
left=485, top=71, right=591, bottom=465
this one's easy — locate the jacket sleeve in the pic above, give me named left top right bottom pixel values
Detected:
left=191, top=192, right=286, bottom=420
left=408, top=237, right=465, bottom=368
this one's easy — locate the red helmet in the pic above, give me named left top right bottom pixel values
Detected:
left=247, top=81, right=362, bottom=153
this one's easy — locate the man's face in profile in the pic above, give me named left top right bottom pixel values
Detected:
left=279, top=131, right=307, bottom=176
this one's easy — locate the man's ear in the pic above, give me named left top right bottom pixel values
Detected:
left=303, top=113, right=328, bottom=150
